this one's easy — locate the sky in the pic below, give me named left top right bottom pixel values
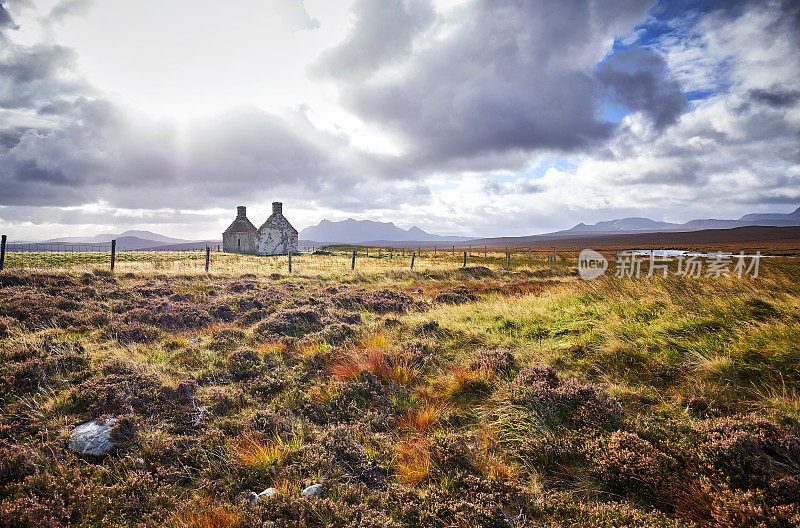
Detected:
left=0, top=0, right=798, bottom=240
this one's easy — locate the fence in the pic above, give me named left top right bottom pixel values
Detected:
left=0, top=235, right=578, bottom=274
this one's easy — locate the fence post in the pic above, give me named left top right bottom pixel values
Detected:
left=434, top=246, right=437, bottom=255
left=463, top=251, right=467, bottom=267
left=410, top=252, right=415, bottom=270
left=351, top=250, right=356, bottom=270
left=288, top=249, right=292, bottom=273
left=506, top=246, right=510, bottom=267
left=205, top=246, right=211, bottom=272
left=484, top=245, right=487, bottom=258
left=0, top=234, right=6, bottom=271
left=528, top=247, right=531, bottom=260
left=452, top=244, right=455, bottom=256
left=402, top=248, right=405, bottom=257
left=469, top=245, right=471, bottom=256
left=110, top=239, right=116, bottom=271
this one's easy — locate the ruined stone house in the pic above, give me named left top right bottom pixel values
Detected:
left=222, top=202, right=298, bottom=255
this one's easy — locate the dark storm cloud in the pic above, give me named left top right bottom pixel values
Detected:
left=483, top=178, right=543, bottom=195
left=316, top=0, right=654, bottom=169
left=0, top=3, right=13, bottom=28
left=596, top=45, right=686, bottom=129
left=748, top=88, right=800, bottom=108
left=0, top=44, right=89, bottom=110
left=312, top=0, right=435, bottom=80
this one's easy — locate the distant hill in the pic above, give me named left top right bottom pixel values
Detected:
left=565, top=206, right=800, bottom=234
left=469, top=225, right=800, bottom=251
left=299, top=218, right=472, bottom=244
left=45, top=230, right=192, bottom=245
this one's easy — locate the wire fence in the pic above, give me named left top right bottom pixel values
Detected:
left=0, top=234, right=580, bottom=274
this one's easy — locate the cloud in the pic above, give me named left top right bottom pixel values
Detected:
left=747, top=88, right=800, bottom=108
left=596, top=45, right=686, bottom=129
left=313, top=0, right=435, bottom=80
left=281, top=0, right=320, bottom=30
left=0, top=98, right=379, bottom=209
left=317, top=0, right=654, bottom=171
left=46, top=0, right=94, bottom=24
left=0, top=3, right=13, bottom=28
left=2, top=0, right=799, bottom=240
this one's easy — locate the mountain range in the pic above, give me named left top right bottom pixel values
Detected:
left=298, top=219, right=472, bottom=244
left=20, top=206, right=800, bottom=249
left=45, top=230, right=191, bottom=245
left=565, top=207, right=800, bottom=233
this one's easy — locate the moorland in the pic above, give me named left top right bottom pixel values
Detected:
left=0, top=250, right=798, bottom=527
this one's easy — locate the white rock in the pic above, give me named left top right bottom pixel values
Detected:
left=258, top=487, right=278, bottom=500
left=68, top=418, right=117, bottom=455
left=302, top=483, right=323, bottom=498
left=238, top=491, right=259, bottom=506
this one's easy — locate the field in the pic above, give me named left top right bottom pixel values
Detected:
left=1, top=250, right=799, bottom=527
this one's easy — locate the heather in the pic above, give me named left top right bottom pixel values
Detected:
left=0, top=256, right=798, bottom=527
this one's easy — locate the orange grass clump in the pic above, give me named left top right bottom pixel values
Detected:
left=328, top=348, right=419, bottom=386
left=435, top=366, right=495, bottom=404
left=256, top=340, right=288, bottom=358
left=394, top=439, right=432, bottom=486
left=232, top=435, right=286, bottom=468
left=398, top=402, right=450, bottom=435
left=358, top=332, right=391, bottom=350
left=172, top=498, right=242, bottom=528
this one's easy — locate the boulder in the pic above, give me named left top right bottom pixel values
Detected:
left=237, top=491, right=259, bottom=506
left=258, top=487, right=278, bottom=500
left=302, top=483, right=323, bottom=499
left=68, top=418, right=117, bottom=456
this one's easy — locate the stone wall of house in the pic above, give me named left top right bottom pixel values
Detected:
left=222, top=231, right=257, bottom=254
left=256, top=202, right=299, bottom=256
left=222, top=206, right=258, bottom=254
left=222, top=203, right=298, bottom=256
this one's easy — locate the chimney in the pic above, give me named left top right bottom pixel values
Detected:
left=237, top=206, right=247, bottom=218
left=272, top=202, right=282, bottom=215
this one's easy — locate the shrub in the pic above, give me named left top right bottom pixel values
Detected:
left=299, top=372, right=396, bottom=427
left=156, top=304, right=213, bottom=330
left=227, top=349, right=262, bottom=381
left=256, top=308, right=323, bottom=337
left=0, top=317, right=12, bottom=338
left=0, top=442, right=36, bottom=486
left=321, top=424, right=385, bottom=489
left=247, top=410, right=292, bottom=438
left=70, top=360, right=167, bottom=416
left=469, top=348, right=517, bottom=376
left=113, top=322, right=161, bottom=344
left=692, top=414, right=800, bottom=490
left=332, top=289, right=412, bottom=314
left=208, top=327, right=247, bottom=351
left=587, top=431, right=678, bottom=502
left=433, top=286, right=476, bottom=305
left=509, top=366, right=622, bottom=430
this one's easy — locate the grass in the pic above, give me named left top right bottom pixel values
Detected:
left=0, top=254, right=798, bottom=526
